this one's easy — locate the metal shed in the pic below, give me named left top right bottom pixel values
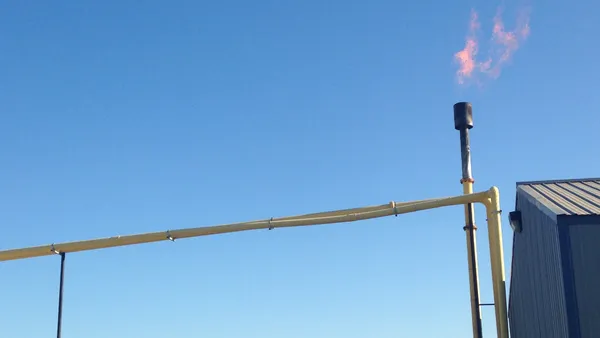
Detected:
left=508, top=178, right=600, bottom=338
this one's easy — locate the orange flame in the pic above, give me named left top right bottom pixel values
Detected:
left=486, top=7, right=531, bottom=78
left=454, top=7, right=531, bottom=84
left=454, top=10, right=481, bottom=84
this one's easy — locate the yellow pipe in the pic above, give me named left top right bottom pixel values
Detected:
left=0, top=193, right=485, bottom=262
left=462, top=180, right=483, bottom=337
left=271, top=197, right=446, bottom=221
left=0, top=188, right=509, bottom=338
left=484, top=187, right=509, bottom=338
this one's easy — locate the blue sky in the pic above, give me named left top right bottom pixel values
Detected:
left=1, top=0, right=598, bottom=337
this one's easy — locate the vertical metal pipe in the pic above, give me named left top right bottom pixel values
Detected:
left=454, top=102, right=483, bottom=338
left=485, top=188, right=509, bottom=338
left=56, top=252, right=66, bottom=338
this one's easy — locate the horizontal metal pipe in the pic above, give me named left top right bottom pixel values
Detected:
left=276, top=197, right=445, bottom=221
left=0, top=191, right=491, bottom=262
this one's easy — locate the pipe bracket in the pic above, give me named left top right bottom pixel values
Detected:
left=486, top=210, right=502, bottom=221
left=166, top=231, right=175, bottom=242
left=268, top=217, right=274, bottom=230
left=50, top=244, right=60, bottom=255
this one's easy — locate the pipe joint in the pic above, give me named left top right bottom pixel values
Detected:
left=463, top=224, right=478, bottom=231
left=460, top=178, right=475, bottom=184
left=390, top=201, right=399, bottom=217
left=487, top=186, right=501, bottom=200
left=268, top=217, right=275, bottom=230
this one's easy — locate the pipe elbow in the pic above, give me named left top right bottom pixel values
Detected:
left=487, top=186, right=500, bottom=199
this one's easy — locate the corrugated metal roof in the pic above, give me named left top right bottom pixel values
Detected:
left=517, top=178, right=600, bottom=216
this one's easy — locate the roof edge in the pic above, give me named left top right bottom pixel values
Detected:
left=516, top=186, right=560, bottom=222
left=516, top=177, right=600, bottom=186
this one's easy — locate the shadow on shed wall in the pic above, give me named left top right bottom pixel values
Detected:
left=508, top=194, right=569, bottom=338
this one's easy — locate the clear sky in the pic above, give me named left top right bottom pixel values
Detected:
left=1, top=0, right=598, bottom=337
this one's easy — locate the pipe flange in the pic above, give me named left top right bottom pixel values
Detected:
left=463, top=224, right=478, bottom=231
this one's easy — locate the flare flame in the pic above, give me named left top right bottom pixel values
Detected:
left=454, top=7, right=531, bottom=85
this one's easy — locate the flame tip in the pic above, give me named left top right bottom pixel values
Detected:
left=454, top=5, right=531, bottom=85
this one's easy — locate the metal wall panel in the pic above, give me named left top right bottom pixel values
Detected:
left=508, top=192, right=569, bottom=338
left=568, top=223, right=600, bottom=338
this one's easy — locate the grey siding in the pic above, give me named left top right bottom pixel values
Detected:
left=569, top=224, right=600, bottom=338
left=508, top=193, right=569, bottom=338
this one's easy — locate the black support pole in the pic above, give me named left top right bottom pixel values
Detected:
left=56, top=252, right=66, bottom=338
left=454, top=102, right=484, bottom=338
left=467, top=202, right=483, bottom=337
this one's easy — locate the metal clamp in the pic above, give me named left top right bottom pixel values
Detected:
left=166, top=231, right=175, bottom=242
left=486, top=210, right=502, bottom=221
left=391, top=201, right=398, bottom=217
left=50, top=244, right=60, bottom=255
left=268, top=217, right=275, bottom=230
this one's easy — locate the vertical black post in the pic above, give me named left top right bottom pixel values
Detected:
left=56, top=252, right=66, bottom=338
left=454, top=102, right=483, bottom=338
